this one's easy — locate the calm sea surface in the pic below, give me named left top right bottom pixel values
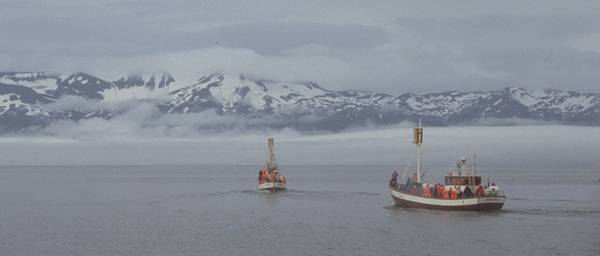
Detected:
left=0, top=165, right=598, bottom=256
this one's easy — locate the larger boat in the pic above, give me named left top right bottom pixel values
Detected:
left=258, top=138, right=287, bottom=192
left=389, top=123, right=505, bottom=211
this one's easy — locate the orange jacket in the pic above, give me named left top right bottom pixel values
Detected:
left=450, top=189, right=457, bottom=199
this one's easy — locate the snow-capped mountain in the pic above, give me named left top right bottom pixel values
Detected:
left=55, top=72, right=116, bottom=100
left=0, top=72, right=60, bottom=95
left=113, top=72, right=175, bottom=90
left=0, top=71, right=599, bottom=132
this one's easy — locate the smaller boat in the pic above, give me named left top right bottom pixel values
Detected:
left=258, top=138, right=287, bottom=192
left=389, top=122, right=505, bottom=211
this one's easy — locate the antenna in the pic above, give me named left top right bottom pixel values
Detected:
left=471, top=152, right=476, bottom=187
left=413, top=118, right=423, bottom=183
left=473, top=152, right=477, bottom=177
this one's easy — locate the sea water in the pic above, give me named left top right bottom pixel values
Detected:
left=0, top=165, right=598, bottom=256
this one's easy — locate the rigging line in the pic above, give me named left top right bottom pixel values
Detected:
left=400, top=149, right=416, bottom=182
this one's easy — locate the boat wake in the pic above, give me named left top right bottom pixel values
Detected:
left=509, top=197, right=592, bottom=203
left=383, top=204, right=600, bottom=218
left=265, top=189, right=380, bottom=201
left=146, top=190, right=261, bottom=205
left=146, top=189, right=382, bottom=206
left=502, top=208, right=600, bottom=217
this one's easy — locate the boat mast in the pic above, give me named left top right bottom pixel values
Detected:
left=414, top=119, right=423, bottom=183
left=266, top=138, right=278, bottom=173
left=473, top=153, right=476, bottom=177
left=471, top=152, right=476, bottom=187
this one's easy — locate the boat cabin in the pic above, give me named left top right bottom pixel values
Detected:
left=444, top=176, right=481, bottom=186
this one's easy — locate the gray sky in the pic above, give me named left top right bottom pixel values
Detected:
left=1, top=0, right=600, bottom=93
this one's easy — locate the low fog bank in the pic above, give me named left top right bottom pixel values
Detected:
left=0, top=126, right=598, bottom=171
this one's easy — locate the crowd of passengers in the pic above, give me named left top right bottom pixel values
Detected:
left=389, top=171, right=495, bottom=199
left=258, top=168, right=287, bottom=184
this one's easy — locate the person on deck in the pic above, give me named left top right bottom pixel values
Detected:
left=442, top=188, right=449, bottom=199
left=463, top=185, right=472, bottom=197
left=404, top=177, right=411, bottom=191
left=475, top=185, right=486, bottom=197
left=422, top=184, right=432, bottom=197
left=390, top=171, right=398, bottom=188
left=450, top=188, right=458, bottom=199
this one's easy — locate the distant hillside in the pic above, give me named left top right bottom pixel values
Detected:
left=1, top=71, right=599, bottom=132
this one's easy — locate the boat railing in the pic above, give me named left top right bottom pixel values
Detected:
left=390, top=184, right=504, bottom=199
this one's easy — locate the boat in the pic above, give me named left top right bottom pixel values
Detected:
left=258, top=138, right=287, bottom=192
left=389, top=122, right=505, bottom=211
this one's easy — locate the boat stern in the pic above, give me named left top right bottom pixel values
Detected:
left=258, top=182, right=287, bottom=192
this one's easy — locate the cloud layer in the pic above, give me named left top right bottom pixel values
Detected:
left=1, top=125, right=598, bottom=170
left=2, top=0, right=600, bottom=93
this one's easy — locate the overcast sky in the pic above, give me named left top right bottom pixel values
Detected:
left=1, top=0, right=600, bottom=93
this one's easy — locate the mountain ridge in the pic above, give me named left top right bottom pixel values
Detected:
left=0, top=71, right=598, bottom=132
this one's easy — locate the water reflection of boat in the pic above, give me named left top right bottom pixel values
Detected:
left=258, top=138, right=287, bottom=192
left=389, top=122, right=505, bottom=211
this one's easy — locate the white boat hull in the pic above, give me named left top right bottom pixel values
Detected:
left=258, top=182, right=286, bottom=191
left=390, top=189, right=505, bottom=211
